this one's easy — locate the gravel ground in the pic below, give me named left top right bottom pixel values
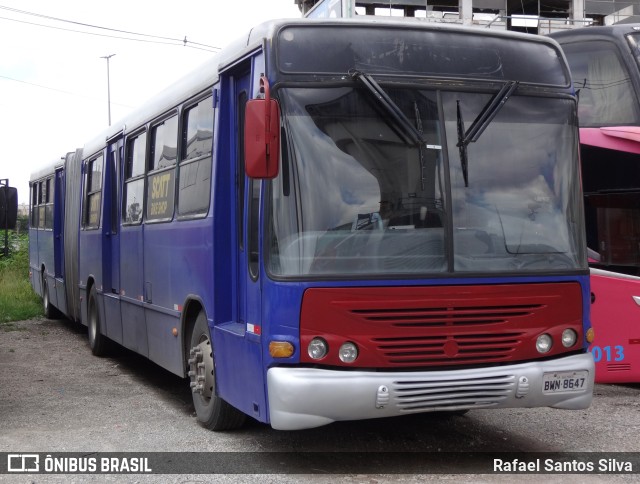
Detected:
left=1, top=317, right=639, bottom=483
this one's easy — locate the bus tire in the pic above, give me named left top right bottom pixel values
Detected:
left=42, top=277, right=59, bottom=319
left=188, top=311, right=246, bottom=431
left=87, top=285, right=109, bottom=357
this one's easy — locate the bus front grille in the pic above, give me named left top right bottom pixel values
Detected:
left=391, top=374, right=515, bottom=412
left=300, top=282, right=584, bottom=368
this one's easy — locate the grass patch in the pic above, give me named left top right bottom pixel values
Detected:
left=0, top=231, right=43, bottom=324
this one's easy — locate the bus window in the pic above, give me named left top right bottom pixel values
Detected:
left=84, top=155, right=103, bottom=229
left=150, top=115, right=178, bottom=170
left=123, top=132, right=146, bottom=225
left=30, top=184, right=37, bottom=228
left=45, top=177, right=54, bottom=230
left=560, top=40, right=640, bottom=127
left=147, top=115, right=178, bottom=222
left=178, top=96, right=214, bottom=217
left=248, top=178, right=260, bottom=279
left=38, top=181, right=45, bottom=229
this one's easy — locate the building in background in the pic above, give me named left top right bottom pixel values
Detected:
left=294, top=0, right=640, bottom=34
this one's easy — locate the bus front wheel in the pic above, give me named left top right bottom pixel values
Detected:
left=88, top=286, right=109, bottom=356
left=188, top=312, right=246, bottom=431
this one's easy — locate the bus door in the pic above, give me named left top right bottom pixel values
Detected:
left=102, top=138, right=123, bottom=345
left=53, top=167, right=65, bottom=312
left=214, top=67, right=266, bottom=421
left=53, top=168, right=64, bottom=279
left=120, top=131, right=148, bottom=356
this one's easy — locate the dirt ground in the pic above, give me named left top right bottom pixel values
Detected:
left=1, top=317, right=639, bottom=482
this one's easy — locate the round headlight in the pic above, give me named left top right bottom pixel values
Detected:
left=536, top=334, right=553, bottom=354
left=308, top=338, right=328, bottom=360
left=561, top=329, right=578, bottom=348
left=339, top=342, right=358, bottom=363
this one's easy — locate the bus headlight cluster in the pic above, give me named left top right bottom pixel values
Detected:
left=307, top=338, right=359, bottom=363
left=535, top=329, right=579, bottom=354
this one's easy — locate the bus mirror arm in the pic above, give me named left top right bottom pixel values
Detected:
left=244, top=75, right=280, bottom=179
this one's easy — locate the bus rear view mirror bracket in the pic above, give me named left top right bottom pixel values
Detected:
left=244, top=75, right=280, bottom=179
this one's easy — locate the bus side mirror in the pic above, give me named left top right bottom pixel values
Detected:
left=244, top=76, right=280, bottom=179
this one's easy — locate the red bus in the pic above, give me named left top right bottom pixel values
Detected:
left=30, top=19, right=594, bottom=430
left=551, top=25, right=640, bottom=383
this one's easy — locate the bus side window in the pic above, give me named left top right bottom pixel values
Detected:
left=84, top=155, right=103, bottom=229
left=123, top=132, right=146, bottom=225
left=45, top=177, right=54, bottom=230
left=147, top=115, right=178, bottom=222
left=38, top=181, right=45, bottom=229
left=248, top=179, right=260, bottom=279
left=31, top=183, right=38, bottom=228
left=178, top=96, right=214, bottom=217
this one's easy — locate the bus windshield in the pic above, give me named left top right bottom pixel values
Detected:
left=560, top=39, right=640, bottom=127
left=268, top=85, right=585, bottom=277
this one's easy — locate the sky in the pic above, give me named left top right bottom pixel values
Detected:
left=0, top=0, right=302, bottom=204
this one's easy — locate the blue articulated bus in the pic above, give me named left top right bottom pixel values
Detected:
left=30, top=18, right=594, bottom=431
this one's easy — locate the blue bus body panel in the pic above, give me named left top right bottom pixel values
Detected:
left=39, top=229, right=56, bottom=309
left=143, top=217, right=215, bottom=376
left=213, top=323, right=266, bottom=421
left=119, top=225, right=148, bottom=356
left=28, top=227, right=42, bottom=295
left=78, top=229, right=102, bottom=301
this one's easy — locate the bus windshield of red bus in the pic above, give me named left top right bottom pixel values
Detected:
left=267, top=85, right=586, bottom=277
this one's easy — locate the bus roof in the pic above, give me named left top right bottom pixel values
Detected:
left=550, top=23, right=640, bottom=42
left=81, top=17, right=568, bottom=157
left=29, top=157, right=67, bottom=183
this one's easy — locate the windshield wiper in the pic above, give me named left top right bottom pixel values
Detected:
left=456, top=80, right=519, bottom=187
left=350, top=69, right=424, bottom=146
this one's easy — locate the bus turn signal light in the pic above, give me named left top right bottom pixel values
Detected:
left=586, top=328, right=595, bottom=344
left=269, top=341, right=294, bottom=358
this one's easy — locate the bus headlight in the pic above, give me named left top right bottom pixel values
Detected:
left=561, top=329, right=578, bottom=348
left=308, top=338, right=328, bottom=360
left=536, top=334, right=553, bottom=354
left=339, top=342, right=358, bottom=363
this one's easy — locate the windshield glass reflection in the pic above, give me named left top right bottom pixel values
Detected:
left=444, top=92, right=584, bottom=271
left=268, top=87, right=585, bottom=278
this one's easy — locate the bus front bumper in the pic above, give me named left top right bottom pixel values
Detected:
left=266, top=353, right=594, bottom=430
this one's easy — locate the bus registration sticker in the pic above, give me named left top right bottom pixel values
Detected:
left=542, top=371, right=588, bottom=393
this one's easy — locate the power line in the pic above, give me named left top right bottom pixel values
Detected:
left=0, top=73, right=134, bottom=108
left=0, top=15, right=216, bottom=52
left=0, top=4, right=220, bottom=52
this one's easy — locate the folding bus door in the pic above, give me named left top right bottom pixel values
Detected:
left=213, top=66, right=266, bottom=422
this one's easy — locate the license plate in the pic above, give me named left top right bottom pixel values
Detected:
left=542, top=371, right=589, bottom=393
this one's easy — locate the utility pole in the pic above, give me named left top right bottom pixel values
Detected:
left=101, top=54, right=115, bottom=126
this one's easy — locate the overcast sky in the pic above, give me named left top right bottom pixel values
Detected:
left=0, top=0, right=302, bottom=204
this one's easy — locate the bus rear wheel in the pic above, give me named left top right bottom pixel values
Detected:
left=88, top=285, right=109, bottom=356
left=188, top=312, right=246, bottom=431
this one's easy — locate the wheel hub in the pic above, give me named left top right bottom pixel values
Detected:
left=188, top=340, right=214, bottom=398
